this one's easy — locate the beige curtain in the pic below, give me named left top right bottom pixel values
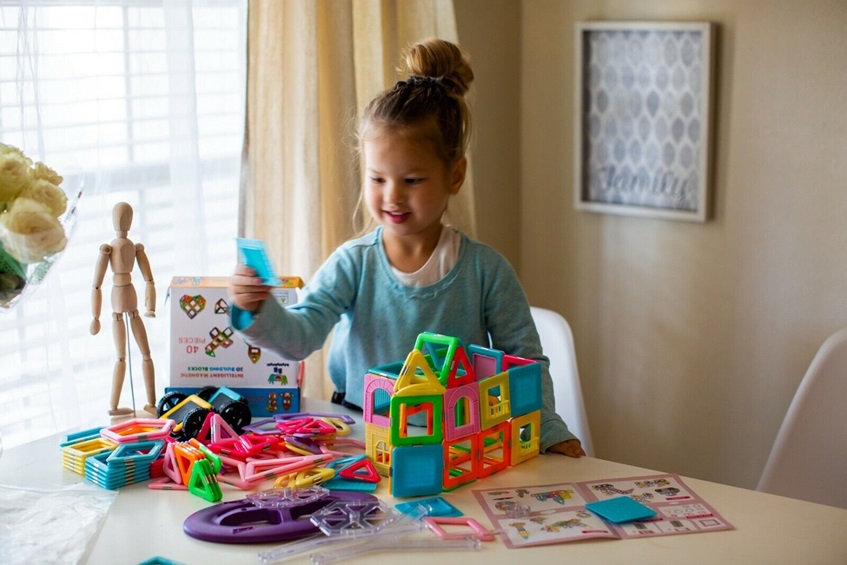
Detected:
left=242, top=0, right=475, bottom=401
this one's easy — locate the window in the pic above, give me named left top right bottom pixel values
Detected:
left=0, top=0, right=247, bottom=450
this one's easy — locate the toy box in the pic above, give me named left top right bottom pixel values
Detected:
left=168, top=276, right=304, bottom=416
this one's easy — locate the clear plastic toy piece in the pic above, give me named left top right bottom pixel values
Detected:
left=310, top=536, right=482, bottom=564
left=257, top=504, right=428, bottom=564
left=309, top=499, right=402, bottom=536
left=246, top=486, right=329, bottom=508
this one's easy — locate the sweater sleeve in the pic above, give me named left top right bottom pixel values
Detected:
left=478, top=248, right=579, bottom=451
left=230, top=243, right=360, bottom=361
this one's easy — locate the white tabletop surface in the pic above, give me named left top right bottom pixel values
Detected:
left=2, top=397, right=847, bottom=565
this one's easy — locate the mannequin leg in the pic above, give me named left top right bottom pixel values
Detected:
left=129, top=311, right=157, bottom=414
left=109, top=312, right=133, bottom=415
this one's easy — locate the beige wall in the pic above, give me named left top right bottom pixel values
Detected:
left=459, top=0, right=847, bottom=489
left=454, top=0, right=523, bottom=265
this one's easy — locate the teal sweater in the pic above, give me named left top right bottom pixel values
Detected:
left=232, top=227, right=576, bottom=450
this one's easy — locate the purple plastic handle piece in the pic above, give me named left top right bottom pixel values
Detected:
left=273, top=412, right=357, bottom=425
left=183, top=491, right=377, bottom=544
left=240, top=417, right=281, bottom=435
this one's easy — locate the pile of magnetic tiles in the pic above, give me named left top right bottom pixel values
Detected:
left=60, top=412, right=378, bottom=501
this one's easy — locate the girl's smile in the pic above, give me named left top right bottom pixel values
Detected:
left=385, top=210, right=411, bottom=223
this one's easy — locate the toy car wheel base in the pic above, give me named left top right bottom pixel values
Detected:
left=220, top=400, right=252, bottom=432
left=157, top=391, right=187, bottom=417
left=180, top=407, right=212, bottom=440
left=196, top=386, right=219, bottom=402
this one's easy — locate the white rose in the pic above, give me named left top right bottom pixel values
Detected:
left=0, top=153, right=31, bottom=210
left=31, top=162, right=64, bottom=187
left=0, top=197, right=67, bottom=263
left=20, top=178, right=68, bottom=217
left=0, top=143, right=32, bottom=163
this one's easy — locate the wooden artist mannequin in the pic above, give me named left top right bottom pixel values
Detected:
left=90, top=202, right=157, bottom=416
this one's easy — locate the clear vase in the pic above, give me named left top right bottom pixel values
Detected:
left=0, top=174, right=83, bottom=311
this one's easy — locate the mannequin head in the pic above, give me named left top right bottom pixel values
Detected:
left=113, top=202, right=133, bottom=235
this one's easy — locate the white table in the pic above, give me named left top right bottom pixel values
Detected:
left=2, top=398, right=847, bottom=564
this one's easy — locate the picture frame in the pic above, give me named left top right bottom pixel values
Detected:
left=574, top=21, right=715, bottom=222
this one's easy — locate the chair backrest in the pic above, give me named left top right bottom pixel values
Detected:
left=756, top=328, right=847, bottom=509
left=530, top=306, right=594, bottom=456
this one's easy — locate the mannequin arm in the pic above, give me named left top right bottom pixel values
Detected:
left=90, top=244, right=111, bottom=335
left=136, top=243, right=156, bottom=317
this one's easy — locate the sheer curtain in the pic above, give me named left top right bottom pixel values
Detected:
left=0, top=0, right=247, bottom=450
left=242, top=0, right=474, bottom=402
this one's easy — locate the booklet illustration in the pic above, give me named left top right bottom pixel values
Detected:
left=473, top=473, right=734, bottom=548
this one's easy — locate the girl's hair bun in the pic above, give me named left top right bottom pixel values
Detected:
left=403, top=38, right=473, bottom=96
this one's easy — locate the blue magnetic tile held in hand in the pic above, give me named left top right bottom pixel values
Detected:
left=236, top=238, right=281, bottom=286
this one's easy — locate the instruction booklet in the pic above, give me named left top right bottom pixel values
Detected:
left=473, top=473, right=733, bottom=548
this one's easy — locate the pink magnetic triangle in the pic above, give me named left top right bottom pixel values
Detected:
left=196, top=413, right=241, bottom=444
left=162, top=442, right=182, bottom=484
left=297, top=418, right=337, bottom=436
left=448, top=346, right=476, bottom=385
left=338, top=458, right=380, bottom=483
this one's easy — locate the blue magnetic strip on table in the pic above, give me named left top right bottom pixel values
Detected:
left=323, top=478, right=378, bottom=492
left=61, top=427, right=105, bottom=446
left=396, top=496, right=463, bottom=517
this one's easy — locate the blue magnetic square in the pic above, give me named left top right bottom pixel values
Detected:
left=586, top=496, right=657, bottom=523
left=236, top=238, right=281, bottom=286
left=390, top=444, right=444, bottom=498
left=138, top=558, right=185, bottom=565
left=507, top=362, right=542, bottom=417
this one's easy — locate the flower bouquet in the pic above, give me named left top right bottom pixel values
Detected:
left=0, top=143, right=80, bottom=309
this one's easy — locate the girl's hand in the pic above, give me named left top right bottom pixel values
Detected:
left=228, top=264, right=273, bottom=312
left=547, top=439, right=586, bottom=458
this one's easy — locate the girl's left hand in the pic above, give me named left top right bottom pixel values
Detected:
left=547, top=439, right=586, bottom=458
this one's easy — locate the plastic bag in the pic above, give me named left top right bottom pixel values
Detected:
left=0, top=482, right=116, bottom=565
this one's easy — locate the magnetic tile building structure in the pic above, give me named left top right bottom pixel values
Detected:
left=363, top=332, right=543, bottom=497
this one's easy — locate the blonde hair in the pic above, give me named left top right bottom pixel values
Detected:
left=353, top=38, right=474, bottom=234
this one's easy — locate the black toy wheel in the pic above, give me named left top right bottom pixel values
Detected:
left=180, top=407, right=211, bottom=440
left=220, top=400, right=252, bottom=432
left=157, top=391, right=187, bottom=417
left=196, top=386, right=219, bottom=402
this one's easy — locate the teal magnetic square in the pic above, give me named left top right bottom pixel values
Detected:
left=586, top=496, right=657, bottom=523
left=390, top=444, right=444, bottom=498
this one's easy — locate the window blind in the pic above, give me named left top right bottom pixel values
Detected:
left=0, top=0, right=247, bottom=449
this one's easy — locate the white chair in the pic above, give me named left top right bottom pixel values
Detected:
left=756, top=328, right=847, bottom=509
left=530, top=306, right=594, bottom=456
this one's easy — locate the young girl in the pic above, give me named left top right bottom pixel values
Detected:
left=229, top=38, right=584, bottom=457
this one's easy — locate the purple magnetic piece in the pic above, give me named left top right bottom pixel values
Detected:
left=291, top=431, right=321, bottom=440
left=183, top=490, right=377, bottom=544
left=284, top=436, right=323, bottom=454
left=273, top=412, right=356, bottom=425
left=240, top=418, right=282, bottom=435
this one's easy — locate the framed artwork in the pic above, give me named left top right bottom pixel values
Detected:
left=574, top=21, right=715, bottom=222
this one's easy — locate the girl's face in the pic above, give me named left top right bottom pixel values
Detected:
left=363, top=128, right=465, bottom=244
